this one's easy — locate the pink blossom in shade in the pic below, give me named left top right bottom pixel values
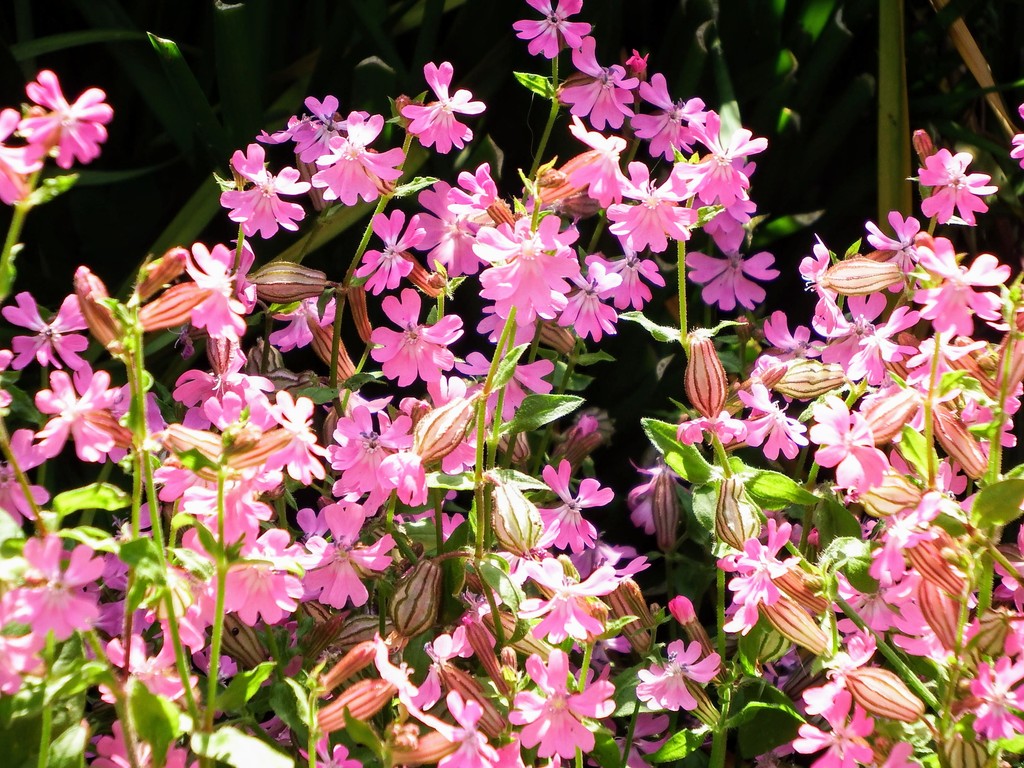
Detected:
left=913, top=235, right=1010, bottom=337
left=270, top=296, right=334, bottom=351
left=636, top=639, right=721, bottom=711
left=458, top=352, right=553, bottom=422
left=792, top=691, right=875, bottom=768
left=328, top=405, right=412, bottom=498
left=7, top=535, right=104, bottom=640
left=447, top=163, right=499, bottom=216
left=220, top=143, right=310, bottom=239
left=588, top=251, right=665, bottom=311
left=401, top=62, right=485, bottom=155
left=370, top=288, right=463, bottom=386
left=868, top=494, right=942, bottom=586
left=311, top=112, right=405, bottom=205
left=672, top=111, right=767, bottom=207
left=819, top=294, right=920, bottom=385
left=809, top=396, right=889, bottom=492
left=184, top=242, right=249, bottom=342
left=172, top=346, right=275, bottom=430
left=2, top=292, right=88, bottom=370
left=512, top=0, right=591, bottom=59
left=566, top=115, right=628, bottom=207
left=537, top=460, right=612, bottom=553
left=0, top=429, right=47, bottom=524
left=19, top=70, right=112, bottom=169
left=440, top=691, right=502, bottom=768
left=0, top=108, right=42, bottom=205
left=103, top=635, right=190, bottom=704
left=265, top=390, right=327, bottom=484
left=627, top=460, right=679, bottom=535
left=738, top=383, right=808, bottom=461
left=762, top=311, right=821, bottom=361
left=372, top=635, right=458, bottom=740
left=303, top=502, right=395, bottom=609
left=34, top=365, right=122, bottom=462
left=91, top=722, right=193, bottom=768
left=558, top=259, right=621, bottom=342
left=416, top=182, right=482, bottom=277
left=1013, top=105, right=1024, bottom=169
left=309, top=741, right=361, bottom=768
left=676, top=412, right=747, bottom=448
left=378, top=450, right=428, bottom=507
left=519, top=558, right=620, bottom=643
left=355, top=210, right=427, bottom=294
left=607, top=161, right=697, bottom=253
left=223, top=529, right=304, bottom=626
left=0, top=605, right=42, bottom=694
left=510, top=649, right=615, bottom=759
left=560, top=37, right=639, bottom=131
left=969, top=658, right=1024, bottom=740
left=476, top=214, right=581, bottom=327
left=632, top=73, right=706, bottom=160
left=261, top=95, right=348, bottom=163
left=718, top=519, right=792, bottom=634
left=687, top=250, right=779, bottom=312
left=918, top=148, right=996, bottom=225
left=865, top=211, right=920, bottom=273
left=177, top=474, right=277, bottom=547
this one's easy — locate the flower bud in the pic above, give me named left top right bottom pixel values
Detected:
left=490, top=477, right=542, bottom=555
left=953, top=341, right=999, bottom=398
left=538, top=151, right=602, bottom=207
left=820, top=257, right=904, bottom=295
left=136, top=247, right=188, bottom=300
left=684, top=680, right=719, bottom=728
left=403, top=254, right=443, bottom=298
left=912, top=129, right=936, bottom=164
left=307, top=314, right=356, bottom=382
left=845, top=667, right=925, bottom=723
left=138, top=283, right=209, bottom=331
left=495, top=610, right=553, bottom=658
left=932, top=405, right=988, bottom=480
left=251, top=261, right=329, bottom=304
left=858, top=472, right=923, bottom=517
left=221, top=615, right=270, bottom=669
left=715, top=477, right=762, bottom=551
left=906, top=533, right=967, bottom=597
left=486, top=199, right=517, bottom=228
left=437, top=665, right=505, bottom=738
left=318, top=679, right=396, bottom=733
left=773, top=567, right=829, bottom=615
left=73, top=266, right=121, bottom=351
left=320, top=640, right=377, bottom=692
left=652, top=463, right=682, bottom=553
left=685, top=331, right=727, bottom=419
left=331, top=614, right=393, bottom=653
left=759, top=596, right=829, bottom=656
left=668, top=596, right=717, bottom=661
left=552, top=410, right=612, bottom=469
left=347, top=286, right=373, bottom=344
left=772, top=360, right=846, bottom=400
left=939, top=734, right=987, bottom=768
left=969, top=608, right=1011, bottom=656
left=413, top=395, right=478, bottom=465
left=391, top=559, right=442, bottom=639
left=462, top=616, right=509, bottom=696
left=860, top=388, right=921, bottom=446
left=498, top=431, right=531, bottom=465
left=390, top=731, right=458, bottom=767
left=916, top=579, right=958, bottom=652
left=604, top=578, right=656, bottom=656
left=539, top=321, right=576, bottom=355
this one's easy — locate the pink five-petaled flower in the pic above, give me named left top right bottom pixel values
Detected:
left=440, top=691, right=502, bottom=768
left=220, top=143, right=310, bottom=238
left=34, top=364, right=123, bottom=462
left=969, top=657, right=1024, bottom=740
left=738, top=382, right=808, bottom=461
left=558, top=259, right=621, bottom=342
left=560, top=36, right=639, bottom=131
left=402, top=62, right=485, bottom=154
left=312, top=112, right=405, bottom=205
left=588, top=251, right=665, bottom=311
left=636, top=639, right=721, bottom=711
left=913, top=234, right=1010, bottom=337
left=632, top=73, right=706, bottom=160
left=672, top=111, right=767, bottom=207
left=19, top=70, right=113, bottom=169
left=607, top=161, right=697, bottom=253
left=918, top=148, right=996, bottom=226
left=538, top=459, right=613, bottom=553
left=370, top=288, right=463, bottom=387
left=865, top=211, right=920, bottom=273
left=566, top=115, right=628, bottom=207
left=1013, top=103, right=1024, bottom=169
left=223, top=529, right=304, bottom=626
left=519, top=557, right=620, bottom=643
left=0, top=429, right=47, bottom=524
left=355, top=210, right=427, bottom=294
left=267, top=390, right=327, bottom=484
left=687, top=250, right=779, bottom=312
left=809, top=396, right=889, bottom=492
left=185, top=242, right=250, bottom=342
left=510, top=649, right=615, bottom=759
left=0, top=108, right=43, bottom=205
left=792, top=691, right=875, bottom=768
left=2, top=292, right=88, bottom=370
left=718, top=519, right=792, bottom=634
left=512, top=0, right=591, bottom=59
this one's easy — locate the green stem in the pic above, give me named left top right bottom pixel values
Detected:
left=0, top=169, right=40, bottom=304
left=620, top=699, right=641, bottom=768
left=203, top=470, right=230, bottom=743
left=923, top=332, right=942, bottom=488
left=709, top=684, right=731, bottom=768
left=677, top=238, right=688, bottom=351
left=528, top=56, right=560, bottom=181
left=36, top=636, right=54, bottom=768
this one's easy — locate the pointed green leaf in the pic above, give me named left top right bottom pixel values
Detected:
left=641, top=418, right=713, bottom=485
left=971, top=479, right=1024, bottom=526
left=505, top=394, right=583, bottom=435
left=746, top=470, right=818, bottom=509
left=191, top=726, right=293, bottom=768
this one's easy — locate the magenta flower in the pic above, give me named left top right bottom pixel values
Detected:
left=819, top=293, right=919, bottom=385
left=439, top=691, right=501, bottom=768
left=266, top=390, right=327, bottom=484
left=19, top=70, right=112, bottom=168
left=220, top=143, right=310, bottom=238
left=558, top=259, right=621, bottom=342
left=513, top=0, right=591, bottom=59
left=762, top=311, right=820, bottom=360
left=185, top=242, right=250, bottom=342
left=719, top=519, right=791, bottom=634
left=447, top=162, right=499, bottom=215
left=809, top=396, right=889, bottom=491
left=223, top=529, right=304, bottom=626
left=567, top=115, right=628, bottom=207
left=636, top=639, right=721, bottom=711
left=0, top=108, right=42, bottom=205
left=632, top=73, right=706, bottom=160
left=687, top=250, right=778, bottom=312
left=519, top=557, right=619, bottom=643
left=918, top=148, right=996, bottom=225
left=378, top=450, right=428, bottom=507
left=865, top=211, right=920, bottom=272
left=537, top=460, right=613, bottom=553
left=355, top=210, right=427, bottom=294
left=328, top=405, right=412, bottom=498
left=673, top=111, right=767, bottom=206
left=560, top=37, right=639, bottom=131
left=792, top=691, right=875, bottom=768
left=510, top=649, right=615, bottom=759
left=588, top=251, right=665, bottom=311
left=970, top=658, right=1024, bottom=740
left=738, top=383, right=808, bottom=461
left=402, top=62, right=485, bottom=154
left=35, top=365, right=122, bottom=462
left=312, top=112, right=405, bottom=205
left=370, top=288, right=463, bottom=386
left=0, top=429, right=47, bottom=524
left=607, top=161, right=696, bottom=253
left=417, top=181, right=483, bottom=277
left=1013, top=104, right=1024, bottom=169
left=2, top=292, right=88, bottom=370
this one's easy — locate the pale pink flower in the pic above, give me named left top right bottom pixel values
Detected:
left=632, top=73, right=706, bottom=160
left=677, top=412, right=747, bottom=447
left=672, top=111, right=767, bottom=206
left=865, top=211, right=920, bottom=272
left=312, top=112, right=405, bottom=205
left=416, top=181, right=483, bottom=277
left=440, top=691, right=502, bottom=768
left=2, top=292, right=88, bottom=370
left=19, top=70, right=112, bottom=168
left=458, top=352, right=553, bottom=422
left=35, top=365, right=122, bottom=462
left=378, top=450, right=428, bottom=507
left=355, top=210, right=427, bottom=294
left=687, top=250, right=778, bottom=312
left=607, top=161, right=696, bottom=253
left=220, top=143, right=310, bottom=238
left=510, top=649, right=615, bottom=759
left=636, top=639, right=720, bottom=711
left=809, top=396, right=889, bottom=491
left=91, top=722, right=192, bottom=768
left=447, top=162, right=499, bottom=216
left=566, top=115, right=628, bottom=207
left=0, top=429, right=47, bottom=524
left=270, top=296, right=334, bottom=351
left=402, top=62, right=485, bottom=154
left=561, top=37, right=639, bottom=131
left=185, top=242, right=250, bottom=342
left=970, top=657, right=1024, bottom=740
left=719, top=519, right=791, bottom=634
left=0, top=108, right=42, bottom=205
left=0, top=601, right=42, bottom=694
left=104, top=634, right=189, bottom=704
left=328, top=405, right=412, bottom=498
left=738, top=383, right=808, bottom=461
left=918, top=148, right=996, bottom=225
left=588, top=251, right=665, bottom=311
left=370, top=288, right=463, bottom=386
left=519, top=558, right=620, bottom=643
left=761, top=311, right=821, bottom=360
left=538, top=460, right=612, bottom=553
left=792, top=691, right=874, bottom=768
left=819, top=293, right=919, bottom=385
left=223, top=529, right=304, bottom=626
left=558, top=259, right=621, bottom=341
left=261, top=95, right=348, bottom=162
left=267, top=390, right=327, bottom=484
left=513, top=0, right=591, bottom=59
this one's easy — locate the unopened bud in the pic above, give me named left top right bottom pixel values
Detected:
left=685, top=331, right=727, bottom=419
left=539, top=321, right=577, bottom=355
left=137, top=247, right=188, bottom=300
left=391, top=559, right=442, bottom=639
left=759, top=596, right=829, bottom=656
left=773, top=567, right=828, bottom=615
left=939, top=734, right=987, bottom=768
left=404, top=254, right=442, bottom=298
left=685, top=680, right=719, bottom=727
left=138, top=283, right=209, bottom=331
left=491, top=478, right=542, bottom=555
left=347, top=287, right=373, bottom=344
left=858, top=472, right=923, bottom=517
left=820, top=257, right=904, bottom=295
left=906, top=533, right=967, bottom=597
left=413, top=396, right=478, bottom=465
left=221, top=615, right=270, bottom=669
left=668, top=596, right=716, bottom=660
left=604, top=578, right=656, bottom=656
left=969, top=608, right=1012, bottom=656
left=331, top=614, right=393, bottom=653
left=207, top=337, right=238, bottom=377
left=652, top=464, right=682, bottom=553
left=320, top=640, right=377, bottom=691
left=860, top=388, right=921, bottom=446
left=538, top=151, right=600, bottom=206
left=73, top=266, right=121, bottom=351
left=251, top=261, right=329, bottom=304
left=498, top=431, right=531, bottom=465
left=390, top=731, right=458, bottom=767
left=715, top=477, right=762, bottom=551
left=496, top=610, right=552, bottom=658
left=912, top=129, right=936, bottom=165
left=307, top=315, right=356, bottom=382
left=772, top=360, right=846, bottom=399
left=917, top=580, right=958, bottom=652
left=463, top=616, right=509, bottom=696
left=552, top=410, right=612, bottom=469
left=845, top=667, right=925, bottom=723
left=318, top=679, right=396, bottom=733
left=932, top=405, right=988, bottom=479
left=486, top=199, right=517, bottom=228
left=437, top=666, right=505, bottom=738
left=953, top=341, right=999, bottom=398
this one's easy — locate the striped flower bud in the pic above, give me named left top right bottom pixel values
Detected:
left=969, top=608, right=1011, bottom=656
left=652, top=462, right=682, bottom=553
left=537, top=151, right=601, bottom=206
left=684, top=680, right=720, bottom=728
left=413, top=395, right=478, bottom=465
left=858, top=472, right=922, bottom=517
left=939, top=734, right=987, bottom=768
left=437, top=665, right=505, bottom=738
left=952, top=341, right=999, bottom=398
left=347, top=286, right=373, bottom=344
left=138, top=283, right=209, bottom=331
left=860, top=388, right=921, bottom=446
left=330, top=614, right=394, bottom=653
left=320, top=640, right=377, bottom=692
left=668, top=596, right=716, bottom=661
left=845, top=667, right=926, bottom=723
left=136, top=247, right=188, bottom=300
left=820, top=257, right=904, bottom=295
left=539, top=321, right=577, bottom=355
left=932, top=405, right=988, bottom=480
left=251, top=261, right=329, bottom=304
left=490, top=478, right=542, bottom=555
left=917, top=579, right=958, bottom=651
left=759, top=596, right=829, bottom=656
left=486, top=199, right=517, bottom=228
left=773, top=567, right=829, bottom=616
left=221, top=615, right=270, bottom=669
left=685, top=331, right=727, bottom=419
left=498, top=431, right=531, bottom=465
left=391, top=559, right=442, bottom=639
left=604, top=578, right=656, bottom=656
left=73, top=266, right=122, bottom=351
left=403, top=254, right=442, bottom=298
left=463, top=616, right=510, bottom=696
left=318, top=679, right=396, bottom=732
left=912, top=129, right=936, bottom=164
left=906, top=534, right=967, bottom=597
left=715, top=477, right=762, bottom=551
left=390, top=732, right=458, bottom=767
left=772, top=359, right=846, bottom=400
left=307, top=314, right=356, bottom=382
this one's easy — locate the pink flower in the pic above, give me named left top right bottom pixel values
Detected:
left=378, top=450, right=427, bottom=507
left=792, top=691, right=874, bottom=768
left=519, top=558, right=619, bottom=643
left=636, top=639, right=721, bottom=711
left=510, top=649, right=615, bottom=759
left=402, top=62, right=485, bottom=154
left=19, top=70, right=112, bottom=168
left=809, top=396, right=889, bottom=491
left=566, top=115, right=628, bottom=207
left=0, top=429, right=47, bottom=524
left=355, top=210, right=427, bottom=294
left=440, top=692, right=501, bottom=768
left=687, top=250, right=778, bottom=312
left=738, top=382, right=808, bottom=461
left=0, top=108, right=42, bottom=205
left=865, top=211, right=920, bottom=272
left=261, top=95, right=348, bottom=162
left=416, top=181, right=483, bottom=277
left=328, top=405, right=412, bottom=499
left=819, top=293, right=919, bottom=385
left=672, top=111, right=767, bottom=206
left=2, top=292, right=88, bottom=370
left=588, top=251, right=665, bottom=311
left=632, top=73, right=706, bottom=160
left=918, top=148, right=996, bottom=225
left=558, top=259, right=621, bottom=341
left=560, top=37, right=639, bottom=131
left=970, top=657, right=1024, bottom=740
left=538, top=460, right=613, bottom=553
left=370, top=288, right=463, bottom=386
left=513, top=0, right=591, bottom=59
left=223, top=529, right=304, bottom=625
left=185, top=242, right=251, bottom=342
left=266, top=390, right=327, bottom=484
left=761, top=311, right=820, bottom=360
left=607, top=161, right=696, bottom=253
left=220, top=143, right=310, bottom=238
left=719, top=519, right=791, bottom=634
left=104, top=634, right=190, bottom=703
left=34, top=365, right=123, bottom=462
left=312, top=112, right=405, bottom=205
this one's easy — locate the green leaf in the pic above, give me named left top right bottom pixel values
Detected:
left=129, top=681, right=181, bottom=768
left=745, top=470, right=817, bottom=509
left=641, top=418, right=713, bottom=485
left=176, top=448, right=220, bottom=475
left=505, top=394, right=583, bottom=434
left=49, top=720, right=88, bottom=768
left=489, top=468, right=550, bottom=491
left=816, top=495, right=863, bottom=545
left=513, top=71, right=555, bottom=99
left=269, top=680, right=310, bottom=742
left=292, top=387, right=340, bottom=405
left=971, top=479, right=1024, bottom=526
left=9, top=29, right=148, bottom=60
left=120, top=538, right=168, bottom=612
left=53, top=482, right=130, bottom=518
left=648, top=728, right=707, bottom=762
left=426, top=471, right=474, bottom=491
left=897, top=424, right=932, bottom=479
left=394, top=176, right=439, bottom=197
left=217, top=662, right=275, bottom=712
left=191, top=726, right=293, bottom=768
left=589, top=727, right=624, bottom=768
left=25, top=174, right=79, bottom=206
left=479, top=557, right=522, bottom=614
left=492, top=343, right=529, bottom=391
left=575, top=350, right=616, bottom=366
left=619, top=311, right=680, bottom=343
left=343, top=708, right=386, bottom=761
